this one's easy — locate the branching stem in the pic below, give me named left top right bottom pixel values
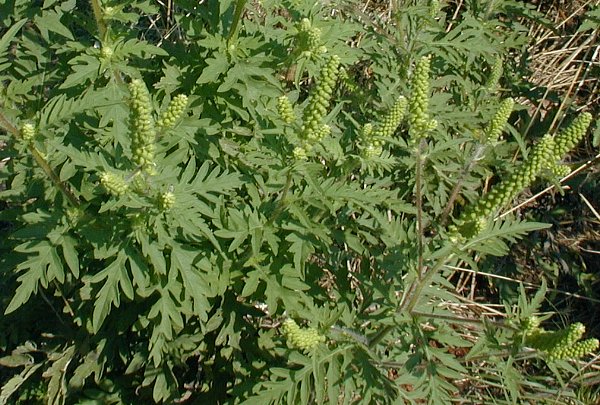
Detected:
left=440, top=143, right=486, bottom=226
left=0, top=110, right=80, bottom=208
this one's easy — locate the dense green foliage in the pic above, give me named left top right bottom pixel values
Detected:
left=0, top=0, right=598, bottom=403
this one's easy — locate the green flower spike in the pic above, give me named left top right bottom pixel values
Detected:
left=19, top=123, right=36, bottom=143
left=361, top=97, right=408, bottom=158
left=429, top=0, right=441, bottom=18
left=485, top=56, right=503, bottom=90
left=548, top=338, right=599, bottom=361
left=457, top=135, right=555, bottom=236
left=277, top=95, right=296, bottom=124
left=553, top=112, right=593, bottom=157
left=293, top=146, right=308, bottom=161
left=297, top=18, right=327, bottom=59
left=408, top=56, right=433, bottom=143
left=374, top=96, right=408, bottom=139
left=550, top=164, right=571, bottom=178
left=128, top=79, right=156, bottom=172
left=157, top=191, right=176, bottom=211
left=524, top=321, right=599, bottom=362
left=100, top=171, right=129, bottom=197
left=281, top=318, right=325, bottom=353
left=300, top=54, right=340, bottom=144
left=157, top=94, right=188, bottom=131
left=484, top=98, right=514, bottom=144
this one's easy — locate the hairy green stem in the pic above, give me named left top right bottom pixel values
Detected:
left=440, top=143, right=486, bottom=226
left=368, top=250, right=454, bottom=348
left=30, top=146, right=81, bottom=207
left=415, top=139, right=426, bottom=279
left=227, top=0, right=248, bottom=44
left=0, top=111, right=80, bottom=208
left=90, top=0, right=107, bottom=41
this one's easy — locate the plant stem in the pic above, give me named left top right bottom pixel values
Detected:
left=440, top=143, right=486, bottom=226
left=415, top=139, right=425, bottom=279
left=90, top=0, right=107, bottom=41
left=29, top=145, right=81, bottom=207
left=227, top=0, right=248, bottom=44
left=0, top=111, right=80, bottom=208
left=368, top=249, right=455, bottom=348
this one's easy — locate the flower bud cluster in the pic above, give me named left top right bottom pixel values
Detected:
left=294, top=55, right=340, bottom=159
left=454, top=111, right=593, bottom=237
left=281, top=318, right=325, bottom=353
left=297, top=18, right=327, bottom=60
left=524, top=321, right=599, bottom=361
left=375, top=96, right=408, bottom=139
left=429, top=0, right=441, bottom=18
left=485, top=56, right=503, bottom=90
left=156, top=94, right=188, bottom=131
left=301, top=55, right=340, bottom=141
left=128, top=79, right=156, bottom=171
left=19, top=123, right=36, bottom=143
left=360, top=97, right=408, bottom=158
left=157, top=191, right=175, bottom=211
left=484, top=98, right=514, bottom=144
left=408, top=56, right=436, bottom=143
left=360, top=123, right=380, bottom=158
left=456, top=135, right=555, bottom=236
left=277, top=95, right=296, bottom=124
left=553, top=112, right=592, bottom=157
left=548, top=338, right=600, bottom=361
left=549, top=164, right=571, bottom=178
left=101, top=46, right=113, bottom=61
left=100, top=171, right=129, bottom=197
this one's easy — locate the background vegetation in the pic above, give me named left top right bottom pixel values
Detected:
left=0, top=0, right=599, bottom=403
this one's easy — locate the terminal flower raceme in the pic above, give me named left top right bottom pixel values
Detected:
left=361, top=97, right=407, bottom=158
left=454, top=111, right=592, bottom=238
left=281, top=318, right=325, bottom=352
left=128, top=79, right=156, bottom=171
left=408, top=56, right=435, bottom=143
left=277, top=95, right=296, bottom=124
left=19, top=123, right=36, bottom=143
left=523, top=320, right=599, bottom=362
left=100, top=171, right=129, bottom=196
left=484, top=98, right=514, bottom=144
left=157, top=94, right=188, bottom=131
left=301, top=54, right=340, bottom=144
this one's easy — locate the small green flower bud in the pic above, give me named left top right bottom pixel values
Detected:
left=553, top=112, right=593, bottom=157
left=101, top=46, right=113, bottom=60
left=301, top=55, right=340, bottom=143
left=100, top=171, right=129, bottom=196
left=485, top=56, right=503, bottom=90
left=429, top=0, right=441, bottom=17
left=296, top=18, right=326, bottom=60
left=408, top=56, right=432, bottom=142
left=550, top=164, right=571, bottom=178
left=128, top=79, right=156, bottom=172
left=277, top=95, right=296, bottom=124
left=66, top=207, right=83, bottom=226
left=374, top=96, right=408, bottom=139
left=281, top=318, right=325, bottom=353
left=157, top=94, right=188, bottom=131
left=103, top=6, right=116, bottom=17
left=157, top=191, right=175, bottom=211
left=19, top=123, right=36, bottom=142
left=293, top=146, right=308, bottom=161
left=484, top=98, right=514, bottom=144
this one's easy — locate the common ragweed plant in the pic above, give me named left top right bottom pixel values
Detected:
left=0, top=1, right=598, bottom=404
